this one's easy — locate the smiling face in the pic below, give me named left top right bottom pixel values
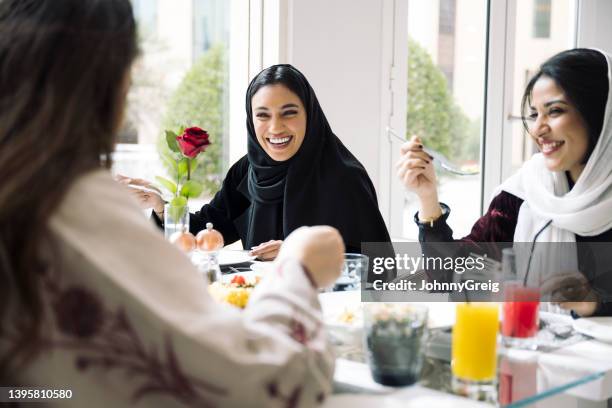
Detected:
left=251, top=84, right=307, bottom=162
left=527, top=76, right=590, bottom=182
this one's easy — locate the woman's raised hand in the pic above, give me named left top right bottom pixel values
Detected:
left=396, top=135, right=438, bottom=200
left=116, top=174, right=165, bottom=214
left=276, top=226, right=345, bottom=288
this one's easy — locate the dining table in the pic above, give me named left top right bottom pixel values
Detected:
left=318, top=291, right=612, bottom=408
left=216, top=254, right=612, bottom=407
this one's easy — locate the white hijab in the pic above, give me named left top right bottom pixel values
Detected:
left=496, top=49, right=612, bottom=283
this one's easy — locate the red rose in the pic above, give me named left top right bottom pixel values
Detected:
left=176, top=127, right=211, bottom=158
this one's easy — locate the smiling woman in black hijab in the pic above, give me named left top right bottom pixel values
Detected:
left=139, top=64, right=391, bottom=259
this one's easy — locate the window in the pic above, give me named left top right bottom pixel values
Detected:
left=402, top=0, right=487, bottom=239
left=131, top=0, right=158, bottom=35
left=113, top=0, right=232, bottom=209
left=533, top=0, right=552, bottom=39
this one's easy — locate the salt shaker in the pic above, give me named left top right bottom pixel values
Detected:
left=195, top=223, right=224, bottom=284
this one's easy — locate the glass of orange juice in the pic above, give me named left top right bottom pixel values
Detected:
left=452, top=302, right=499, bottom=402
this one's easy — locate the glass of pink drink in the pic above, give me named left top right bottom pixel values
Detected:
left=502, top=282, right=540, bottom=349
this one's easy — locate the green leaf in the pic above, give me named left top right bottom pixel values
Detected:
left=160, top=150, right=178, bottom=171
left=178, top=125, right=186, bottom=135
left=177, top=158, right=189, bottom=180
left=170, top=196, right=188, bottom=207
left=180, top=180, right=203, bottom=199
left=155, top=176, right=177, bottom=194
left=165, top=130, right=180, bottom=153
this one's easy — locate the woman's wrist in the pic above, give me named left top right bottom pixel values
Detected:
left=418, top=194, right=442, bottom=220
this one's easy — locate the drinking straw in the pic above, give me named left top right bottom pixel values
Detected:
left=522, top=220, right=553, bottom=287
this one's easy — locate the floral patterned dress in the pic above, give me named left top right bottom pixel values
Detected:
left=6, top=170, right=333, bottom=407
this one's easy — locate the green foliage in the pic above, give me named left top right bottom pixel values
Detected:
left=180, top=180, right=204, bottom=199
left=177, top=158, right=190, bottom=180
left=170, top=196, right=188, bottom=207
left=156, top=130, right=206, bottom=204
left=165, top=130, right=180, bottom=152
left=155, top=176, right=177, bottom=195
left=160, top=44, right=227, bottom=196
left=406, top=38, right=479, bottom=163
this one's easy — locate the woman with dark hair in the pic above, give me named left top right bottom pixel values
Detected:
left=0, top=0, right=345, bottom=405
left=131, top=64, right=392, bottom=260
left=397, top=48, right=612, bottom=317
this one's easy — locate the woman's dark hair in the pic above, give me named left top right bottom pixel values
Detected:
left=0, top=0, right=138, bottom=376
left=246, top=64, right=310, bottom=118
left=521, top=48, right=609, bottom=163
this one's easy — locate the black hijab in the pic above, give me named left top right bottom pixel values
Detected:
left=239, top=64, right=391, bottom=254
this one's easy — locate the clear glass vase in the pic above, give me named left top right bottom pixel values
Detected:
left=164, top=203, right=190, bottom=240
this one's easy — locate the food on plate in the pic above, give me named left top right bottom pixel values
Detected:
left=327, top=304, right=363, bottom=327
left=209, top=274, right=261, bottom=308
left=337, top=307, right=358, bottom=324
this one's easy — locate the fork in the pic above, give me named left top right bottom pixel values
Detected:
left=387, top=126, right=480, bottom=176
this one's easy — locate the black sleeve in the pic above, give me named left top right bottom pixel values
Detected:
left=415, top=203, right=457, bottom=284
left=416, top=203, right=454, bottom=242
left=345, top=170, right=392, bottom=252
left=189, top=157, right=251, bottom=244
left=593, top=301, right=612, bottom=317
left=416, top=194, right=521, bottom=289
left=345, top=171, right=395, bottom=282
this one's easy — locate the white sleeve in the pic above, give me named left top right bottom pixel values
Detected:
left=47, top=170, right=334, bottom=408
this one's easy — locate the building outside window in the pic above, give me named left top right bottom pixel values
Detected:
left=510, top=0, right=576, bottom=174
left=534, top=0, right=552, bottom=39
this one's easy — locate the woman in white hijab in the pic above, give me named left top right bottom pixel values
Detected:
left=398, top=48, right=612, bottom=317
